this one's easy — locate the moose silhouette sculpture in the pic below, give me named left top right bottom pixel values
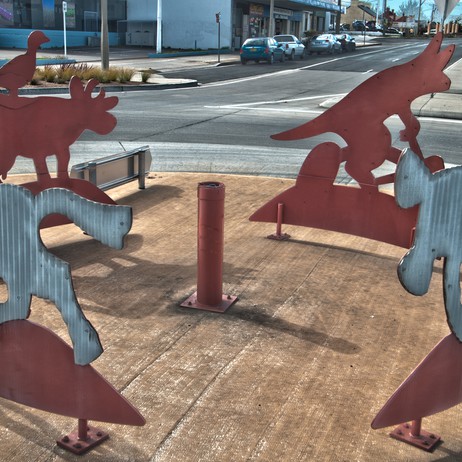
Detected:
left=251, top=33, right=455, bottom=248
left=0, top=76, right=118, bottom=181
left=0, top=31, right=120, bottom=226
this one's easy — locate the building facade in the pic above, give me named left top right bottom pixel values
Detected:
left=0, top=0, right=342, bottom=49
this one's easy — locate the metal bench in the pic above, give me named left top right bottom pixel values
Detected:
left=70, top=146, right=152, bottom=191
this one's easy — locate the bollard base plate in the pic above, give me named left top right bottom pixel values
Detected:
left=180, top=292, right=238, bottom=313
left=57, top=425, right=109, bottom=455
left=389, top=423, right=440, bottom=452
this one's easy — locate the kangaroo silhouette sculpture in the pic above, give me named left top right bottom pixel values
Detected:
left=0, top=32, right=119, bottom=227
left=371, top=149, right=462, bottom=451
left=250, top=33, right=455, bottom=248
left=0, top=32, right=145, bottom=454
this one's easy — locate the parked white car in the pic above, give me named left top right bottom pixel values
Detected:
left=273, top=34, right=305, bottom=60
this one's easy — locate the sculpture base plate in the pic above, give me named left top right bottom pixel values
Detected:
left=267, top=232, right=291, bottom=241
left=57, top=425, right=109, bottom=455
left=180, top=292, right=238, bottom=313
left=390, top=423, right=440, bottom=452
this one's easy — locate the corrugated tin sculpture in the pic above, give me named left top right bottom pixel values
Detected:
left=372, top=149, right=462, bottom=451
left=250, top=33, right=454, bottom=248
left=0, top=31, right=145, bottom=455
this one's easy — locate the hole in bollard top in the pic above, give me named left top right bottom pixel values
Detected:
left=199, top=182, right=224, bottom=188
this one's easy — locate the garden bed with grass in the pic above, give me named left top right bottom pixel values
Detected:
left=30, top=63, right=154, bottom=87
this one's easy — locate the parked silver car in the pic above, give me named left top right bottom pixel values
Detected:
left=308, top=34, right=342, bottom=55
left=273, top=34, right=305, bottom=60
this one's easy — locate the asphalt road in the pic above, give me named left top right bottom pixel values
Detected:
left=12, top=37, right=462, bottom=178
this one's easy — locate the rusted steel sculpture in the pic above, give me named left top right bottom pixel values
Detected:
left=372, top=149, right=462, bottom=451
left=0, top=32, right=119, bottom=227
left=0, top=31, right=145, bottom=454
left=181, top=182, right=238, bottom=312
left=250, top=33, right=454, bottom=248
left=0, top=31, right=49, bottom=96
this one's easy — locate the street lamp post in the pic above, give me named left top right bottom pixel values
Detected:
left=156, top=0, right=162, bottom=54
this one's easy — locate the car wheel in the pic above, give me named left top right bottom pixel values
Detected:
left=290, top=50, right=295, bottom=60
left=268, top=53, right=274, bottom=64
left=240, top=58, right=247, bottom=65
left=256, top=59, right=259, bottom=63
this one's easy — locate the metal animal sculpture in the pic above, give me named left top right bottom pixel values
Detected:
left=0, top=76, right=118, bottom=181
left=395, top=148, right=462, bottom=340
left=0, top=31, right=49, bottom=96
left=271, top=33, right=454, bottom=188
left=0, top=184, right=132, bottom=365
left=372, top=149, right=462, bottom=449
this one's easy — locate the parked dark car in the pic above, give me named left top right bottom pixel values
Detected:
left=336, top=34, right=356, bottom=52
left=240, top=37, right=285, bottom=64
left=352, top=20, right=368, bottom=31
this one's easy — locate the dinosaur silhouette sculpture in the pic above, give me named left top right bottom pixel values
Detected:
left=0, top=184, right=132, bottom=365
left=0, top=31, right=49, bottom=96
left=371, top=149, right=462, bottom=450
left=272, top=33, right=454, bottom=188
left=250, top=34, right=455, bottom=248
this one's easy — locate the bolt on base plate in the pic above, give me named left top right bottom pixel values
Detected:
left=57, top=425, right=109, bottom=455
left=390, top=423, right=441, bottom=452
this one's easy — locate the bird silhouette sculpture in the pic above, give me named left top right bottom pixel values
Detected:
left=0, top=31, right=49, bottom=97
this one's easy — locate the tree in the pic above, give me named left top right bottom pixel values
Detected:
left=398, top=0, right=421, bottom=16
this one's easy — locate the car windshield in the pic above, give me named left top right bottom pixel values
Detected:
left=274, top=35, right=293, bottom=42
left=317, top=35, right=331, bottom=40
left=244, top=39, right=266, bottom=46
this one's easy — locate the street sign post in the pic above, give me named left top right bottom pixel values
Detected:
left=62, top=1, right=67, bottom=58
left=216, top=12, right=221, bottom=64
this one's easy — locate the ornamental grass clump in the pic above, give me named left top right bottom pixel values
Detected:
left=32, top=63, right=138, bottom=85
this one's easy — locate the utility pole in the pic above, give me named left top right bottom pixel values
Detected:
left=269, top=0, right=274, bottom=36
left=156, top=0, right=162, bottom=54
left=100, top=0, right=109, bottom=70
left=335, top=0, right=342, bottom=33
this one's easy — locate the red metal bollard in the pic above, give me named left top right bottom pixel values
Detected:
left=181, top=182, right=238, bottom=312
